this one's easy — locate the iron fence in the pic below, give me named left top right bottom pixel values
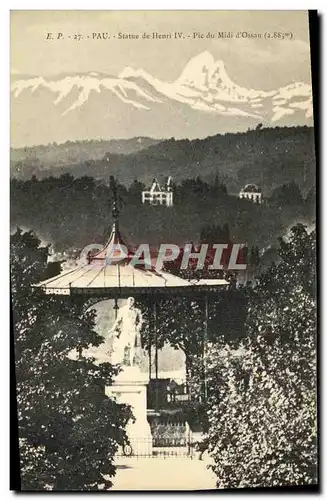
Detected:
left=116, top=437, right=198, bottom=459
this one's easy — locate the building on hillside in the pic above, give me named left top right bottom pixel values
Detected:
left=239, top=183, right=263, bottom=204
left=142, top=177, right=173, bottom=206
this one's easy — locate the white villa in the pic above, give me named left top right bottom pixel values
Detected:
left=239, top=184, right=263, bottom=204
left=142, top=177, right=173, bottom=207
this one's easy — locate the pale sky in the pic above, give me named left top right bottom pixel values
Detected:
left=11, top=10, right=311, bottom=89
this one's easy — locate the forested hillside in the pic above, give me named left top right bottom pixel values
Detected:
left=10, top=137, right=160, bottom=175
left=11, top=126, right=316, bottom=196
left=11, top=174, right=316, bottom=254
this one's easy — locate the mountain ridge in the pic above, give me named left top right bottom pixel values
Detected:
left=11, top=51, right=313, bottom=147
left=10, top=136, right=161, bottom=166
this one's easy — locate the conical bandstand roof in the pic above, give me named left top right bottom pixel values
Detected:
left=33, top=222, right=228, bottom=297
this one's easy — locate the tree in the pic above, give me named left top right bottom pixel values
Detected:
left=11, top=229, right=131, bottom=491
left=306, top=186, right=316, bottom=208
left=270, top=182, right=304, bottom=206
left=201, top=224, right=317, bottom=488
left=128, top=179, right=146, bottom=204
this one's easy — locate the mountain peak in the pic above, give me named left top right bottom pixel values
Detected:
left=181, top=51, right=217, bottom=74
left=176, top=52, right=227, bottom=88
left=119, top=66, right=153, bottom=81
left=119, top=66, right=136, bottom=79
left=191, top=51, right=215, bottom=66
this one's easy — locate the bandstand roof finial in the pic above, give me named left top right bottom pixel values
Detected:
left=110, top=176, right=120, bottom=224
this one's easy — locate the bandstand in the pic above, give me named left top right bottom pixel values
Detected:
left=33, top=194, right=228, bottom=455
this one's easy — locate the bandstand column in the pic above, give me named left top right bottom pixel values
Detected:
left=113, top=297, right=119, bottom=319
left=203, top=294, right=209, bottom=402
left=153, top=301, right=159, bottom=410
left=148, top=326, right=152, bottom=381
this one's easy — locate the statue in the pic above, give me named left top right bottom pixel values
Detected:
left=109, top=297, right=143, bottom=366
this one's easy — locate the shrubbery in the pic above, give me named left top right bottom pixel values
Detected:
left=11, top=229, right=132, bottom=490
left=202, top=224, right=317, bottom=488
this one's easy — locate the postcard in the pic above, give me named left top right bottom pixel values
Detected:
left=10, top=10, right=317, bottom=491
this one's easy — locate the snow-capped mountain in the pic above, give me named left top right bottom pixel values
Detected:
left=11, top=51, right=313, bottom=147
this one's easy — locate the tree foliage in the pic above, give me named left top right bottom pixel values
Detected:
left=11, top=229, right=131, bottom=491
left=270, top=182, right=304, bottom=206
left=202, top=224, right=317, bottom=488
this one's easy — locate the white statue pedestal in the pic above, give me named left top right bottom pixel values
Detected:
left=105, top=366, right=153, bottom=457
